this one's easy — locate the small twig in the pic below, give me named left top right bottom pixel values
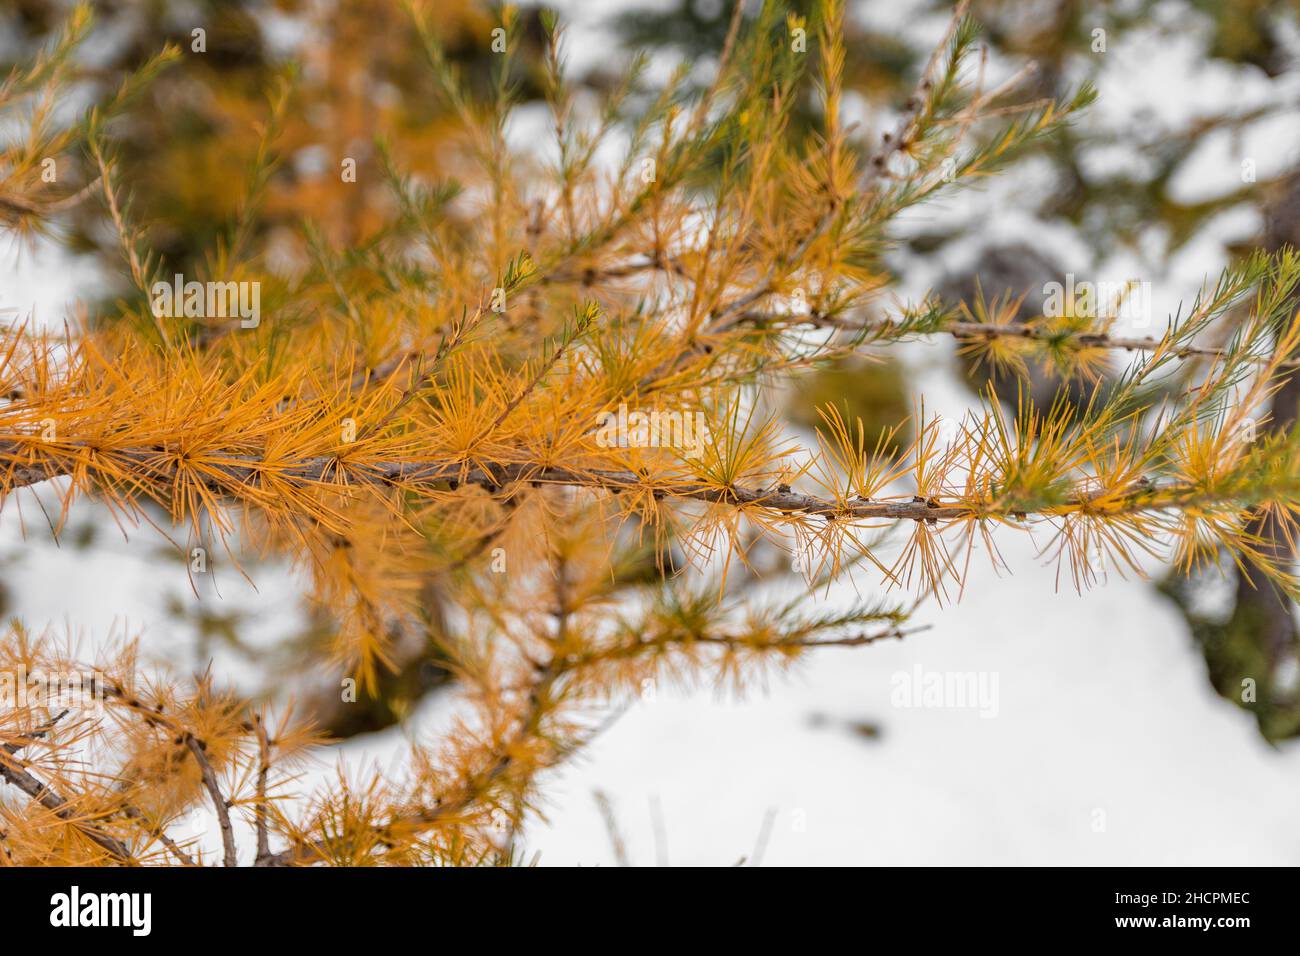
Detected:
left=120, top=804, right=197, bottom=866
left=253, top=714, right=272, bottom=866
left=0, top=711, right=134, bottom=863
left=87, top=138, right=171, bottom=347
left=1, top=709, right=68, bottom=755
left=799, top=311, right=1300, bottom=370
left=593, top=789, right=630, bottom=867
left=747, top=808, right=777, bottom=867
left=649, top=794, right=668, bottom=867
left=184, top=733, right=237, bottom=867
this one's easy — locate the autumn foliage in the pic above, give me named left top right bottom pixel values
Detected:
left=1, top=1, right=1297, bottom=865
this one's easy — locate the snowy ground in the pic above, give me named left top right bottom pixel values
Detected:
left=525, top=537, right=1300, bottom=866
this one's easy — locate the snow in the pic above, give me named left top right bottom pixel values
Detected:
left=527, top=532, right=1300, bottom=865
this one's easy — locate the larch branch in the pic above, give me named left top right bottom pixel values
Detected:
left=0, top=440, right=1240, bottom=523
left=184, top=733, right=238, bottom=867
left=1, top=711, right=135, bottom=863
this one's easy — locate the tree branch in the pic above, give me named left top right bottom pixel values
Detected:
left=184, top=733, right=237, bottom=867
left=0, top=439, right=1243, bottom=525
left=0, top=711, right=134, bottom=863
